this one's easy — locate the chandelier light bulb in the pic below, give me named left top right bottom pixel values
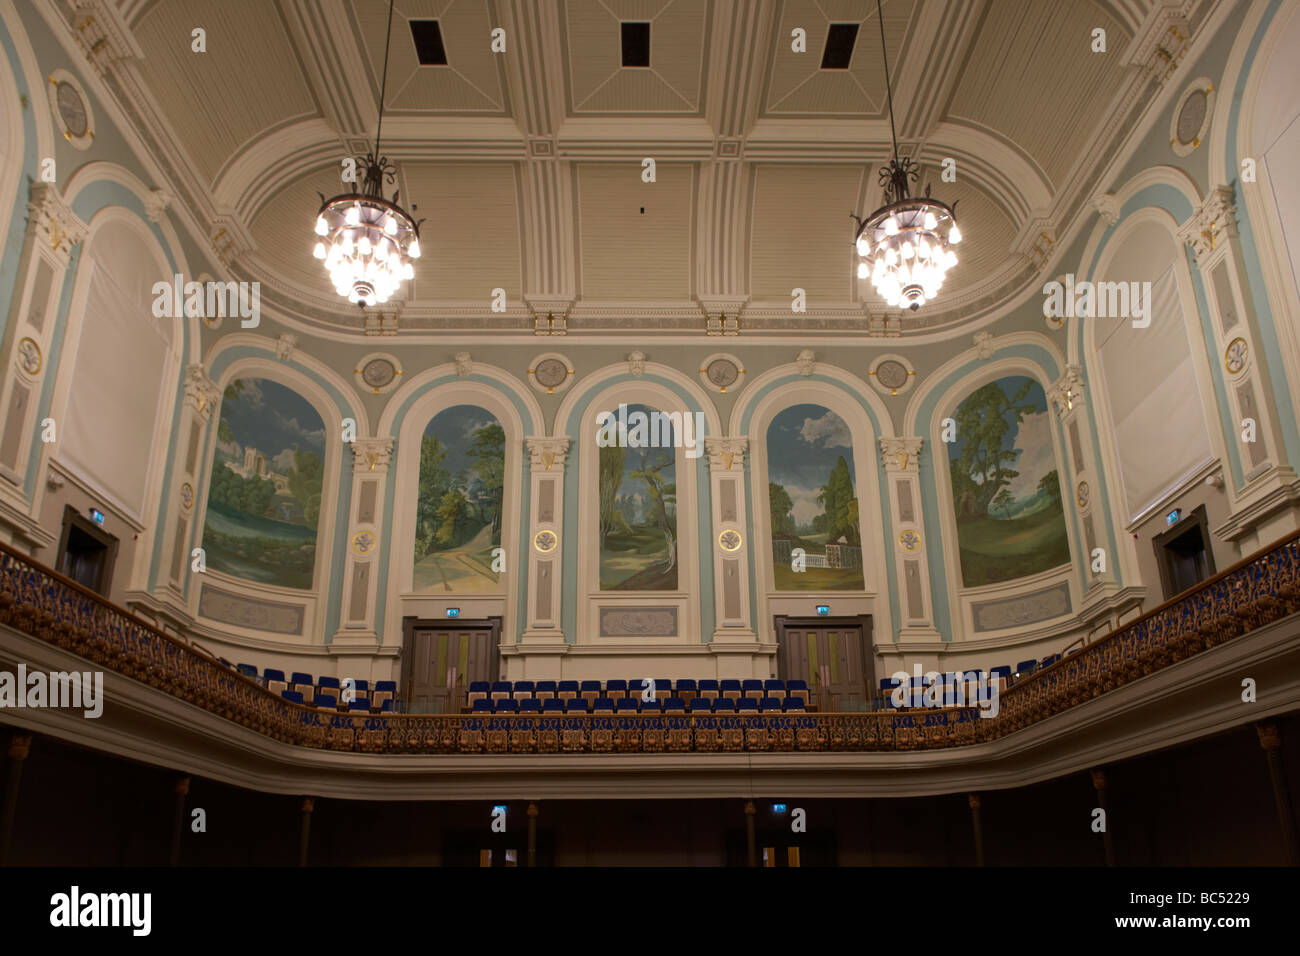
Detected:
left=949, top=224, right=962, bottom=243
left=345, top=205, right=361, bottom=226
left=857, top=260, right=869, bottom=279
left=315, top=216, right=329, bottom=236
left=883, top=216, right=899, bottom=235
left=313, top=241, right=326, bottom=259
left=923, top=211, right=937, bottom=230
left=856, top=236, right=871, bottom=257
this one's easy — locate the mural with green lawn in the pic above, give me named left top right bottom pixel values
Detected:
left=200, top=378, right=325, bottom=589
left=947, top=376, right=1070, bottom=587
left=412, top=406, right=506, bottom=593
left=599, top=404, right=678, bottom=590
left=766, top=404, right=865, bottom=590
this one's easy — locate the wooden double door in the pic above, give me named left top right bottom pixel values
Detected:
left=401, top=617, right=502, bottom=713
left=774, top=615, right=874, bottom=712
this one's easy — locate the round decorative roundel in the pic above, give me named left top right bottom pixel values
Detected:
left=876, top=360, right=909, bottom=391
left=1170, top=77, right=1215, bottom=157
left=898, top=529, right=921, bottom=552
left=361, top=358, right=395, bottom=389
left=1224, top=337, right=1248, bottom=375
left=354, top=353, right=402, bottom=394
left=17, top=337, right=42, bottom=375
left=534, top=529, right=558, bottom=553
left=180, top=482, right=194, bottom=510
left=47, top=70, right=94, bottom=150
left=351, top=530, right=377, bottom=556
left=718, top=529, right=743, bottom=552
left=534, top=358, right=568, bottom=389
left=700, top=354, right=745, bottom=393
left=1076, top=481, right=1091, bottom=510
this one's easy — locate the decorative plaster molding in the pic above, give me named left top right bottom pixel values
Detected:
left=1123, top=1, right=1193, bottom=87
left=1177, top=184, right=1236, bottom=263
left=143, top=188, right=172, bottom=223
left=627, top=350, right=646, bottom=377
left=275, top=334, right=297, bottom=362
left=526, top=437, right=571, bottom=472
left=795, top=350, right=815, bottom=376
left=183, top=364, right=220, bottom=419
left=973, top=331, right=994, bottom=360
left=209, top=212, right=255, bottom=268
left=1092, top=192, right=1121, bottom=227
left=26, top=183, right=88, bottom=257
left=454, top=352, right=473, bottom=377
left=879, top=437, right=923, bottom=472
left=70, top=0, right=146, bottom=74
left=1047, top=365, right=1087, bottom=416
left=705, top=437, right=748, bottom=473
left=350, top=437, right=394, bottom=474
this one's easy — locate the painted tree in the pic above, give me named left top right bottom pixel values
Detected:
left=993, top=487, right=1015, bottom=519
left=952, top=380, right=1037, bottom=517
left=287, top=449, right=324, bottom=529
left=817, top=456, right=860, bottom=545
left=1037, top=469, right=1061, bottom=501
left=434, top=488, right=470, bottom=548
left=598, top=444, right=627, bottom=547
left=629, top=451, right=677, bottom=573
left=414, top=434, right=452, bottom=559
left=769, top=482, right=795, bottom=536
left=467, top=422, right=506, bottom=537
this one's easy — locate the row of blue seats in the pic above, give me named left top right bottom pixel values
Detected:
left=279, top=690, right=397, bottom=713
left=468, top=678, right=809, bottom=699
left=470, top=696, right=811, bottom=714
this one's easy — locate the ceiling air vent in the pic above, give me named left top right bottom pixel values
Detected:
left=409, top=19, right=447, bottom=65
left=621, top=22, right=650, bottom=67
left=821, top=23, right=859, bottom=69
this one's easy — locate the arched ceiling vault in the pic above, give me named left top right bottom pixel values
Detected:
left=67, top=0, right=1207, bottom=337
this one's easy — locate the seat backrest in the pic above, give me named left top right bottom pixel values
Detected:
left=542, top=699, right=565, bottom=712
left=495, top=699, right=518, bottom=712
left=353, top=679, right=370, bottom=692
left=742, top=680, right=763, bottom=693
left=536, top=680, right=558, bottom=693
left=605, top=679, right=627, bottom=693
left=491, top=681, right=512, bottom=693
left=760, top=698, right=781, bottom=711
left=713, top=698, right=736, bottom=712
left=720, top=679, right=741, bottom=690
left=764, top=679, right=784, bottom=691
left=786, top=679, right=807, bottom=691
left=469, top=681, right=491, bottom=693
left=664, top=697, right=686, bottom=713
left=616, top=699, right=638, bottom=711
left=291, top=672, right=313, bottom=686
left=472, top=699, right=493, bottom=712
left=280, top=690, right=303, bottom=705
left=348, top=700, right=369, bottom=712
left=737, top=697, right=759, bottom=712
left=593, top=697, right=615, bottom=713
left=236, top=663, right=257, bottom=678
left=314, top=694, right=337, bottom=709
left=375, top=680, right=397, bottom=693
left=676, top=679, right=698, bottom=691
left=557, top=680, right=579, bottom=692
left=785, top=698, right=806, bottom=710
left=264, top=668, right=286, bottom=683
left=699, top=679, right=720, bottom=692
left=640, top=700, right=662, bottom=712
left=1015, top=660, right=1037, bottom=673
left=520, top=699, right=541, bottom=713
left=688, top=699, right=711, bottom=712
left=565, top=698, right=589, bottom=712
left=317, top=676, right=341, bottom=690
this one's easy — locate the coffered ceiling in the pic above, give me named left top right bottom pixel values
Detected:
left=58, top=0, right=1210, bottom=336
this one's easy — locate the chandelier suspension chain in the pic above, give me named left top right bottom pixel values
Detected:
left=373, top=0, right=396, bottom=168
left=877, top=0, right=900, bottom=169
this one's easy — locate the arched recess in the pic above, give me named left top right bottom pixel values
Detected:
left=572, top=378, right=706, bottom=645
left=920, top=355, right=1079, bottom=643
left=0, top=0, right=54, bottom=256
left=1226, top=0, right=1300, bottom=419
left=190, top=357, right=347, bottom=646
left=1085, top=207, right=1224, bottom=527
left=386, top=381, right=528, bottom=642
left=44, top=206, right=183, bottom=589
left=741, top=376, right=894, bottom=645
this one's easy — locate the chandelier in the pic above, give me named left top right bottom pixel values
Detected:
left=313, top=0, right=420, bottom=307
left=851, top=0, right=961, bottom=311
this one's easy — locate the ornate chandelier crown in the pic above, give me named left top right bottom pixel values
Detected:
left=312, top=0, right=420, bottom=308
left=850, top=0, right=962, bottom=312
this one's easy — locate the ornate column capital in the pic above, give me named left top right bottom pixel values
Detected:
left=70, top=0, right=145, bottom=75
left=144, top=188, right=172, bottom=224
left=1177, top=184, right=1237, bottom=263
left=27, top=183, right=88, bottom=258
left=1047, top=365, right=1087, bottom=417
left=209, top=212, right=255, bottom=268
left=705, top=437, right=748, bottom=472
left=350, top=437, right=395, bottom=474
left=184, top=364, right=221, bottom=420
left=1122, top=3, right=1192, bottom=87
left=879, top=436, right=923, bottom=472
left=526, top=437, right=571, bottom=472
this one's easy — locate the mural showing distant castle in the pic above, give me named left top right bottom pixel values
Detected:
left=947, top=376, right=1070, bottom=587
left=200, top=378, right=325, bottom=590
left=412, top=406, right=505, bottom=593
left=600, top=404, right=678, bottom=590
left=767, top=404, right=864, bottom=591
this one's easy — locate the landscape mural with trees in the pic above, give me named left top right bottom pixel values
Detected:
left=200, top=378, right=326, bottom=589
left=766, top=404, right=864, bottom=590
left=946, top=376, right=1070, bottom=587
left=599, top=404, right=678, bottom=590
left=412, top=406, right=506, bottom=593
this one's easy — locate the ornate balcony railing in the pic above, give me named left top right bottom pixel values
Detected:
left=2, top=532, right=1299, bottom=754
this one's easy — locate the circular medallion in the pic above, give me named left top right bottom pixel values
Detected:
left=528, top=353, right=574, bottom=394
left=718, top=529, right=743, bottom=552
left=868, top=354, right=916, bottom=396
left=47, top=70, right=94, bottom=150
left=354, top=353, right=402, bottom=394
left=699, top=354, right=745, bottom=393
left=533, top=529, right=558, bottom=553
left=1076, top=481, right=1091, bottom=510
left=898, top=529, right=921, bottom=552
left=1170, top=77, right=1215, bottom=157
left=1224, top=337, right=1248, bottom=375
left=180, top=482, right=194, bottom=510
left=534, top=358, right=568, bottom=389
left=351, top=530, right=377, bottom=556
left=17, top=337, right=42, bottom=375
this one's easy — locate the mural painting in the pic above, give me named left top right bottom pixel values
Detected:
left=412, top=406, right=506, bottom=593
left=201, top=378, right=325, bottom=589
left=767, top=404, right=865, bottom=590
left=599, top=404, right=679, bottom=590
left=947, top=376, right=1070, bottom=587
